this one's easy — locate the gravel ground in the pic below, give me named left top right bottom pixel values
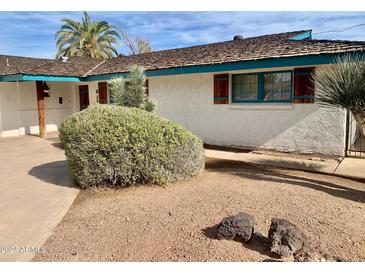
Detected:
left=34, top=157, right=365, bottom=262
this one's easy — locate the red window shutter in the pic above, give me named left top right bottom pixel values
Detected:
left=214, top=74, right=229, bottom=104
left=98, top=82, right=108, bottom=104
left=293, top=67, right=315, bottom=103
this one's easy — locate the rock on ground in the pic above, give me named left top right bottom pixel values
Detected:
left=217, top=212, right=255, bottom=242
left=268, top=218, right=307, bottom=257
left=294, top=248, right=344, bottom=262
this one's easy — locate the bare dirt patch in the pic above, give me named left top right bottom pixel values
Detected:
left=34, top=157, right=365, bottom=262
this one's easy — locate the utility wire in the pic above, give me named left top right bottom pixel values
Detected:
left=312, top=23, right=365, bottom=35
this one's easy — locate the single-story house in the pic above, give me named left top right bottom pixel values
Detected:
left=0, top=30, right=364, bottom=156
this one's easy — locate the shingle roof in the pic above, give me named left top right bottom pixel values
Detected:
left=89, top=30, right=365, bottom=76
left=0, top=55, right=51, bottom=76
left=1, top=30, right=365, bottom=78
left=23, top=56, right=104, bottom=77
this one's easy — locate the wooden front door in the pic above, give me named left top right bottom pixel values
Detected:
left=79, top=85, right=89, bottom=110
left=98, top=82, right=108, bottom=104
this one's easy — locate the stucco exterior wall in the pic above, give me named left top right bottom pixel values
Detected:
left=149, top=68, right=346, bottom=156
left=0, top=81, right=77, bottom=137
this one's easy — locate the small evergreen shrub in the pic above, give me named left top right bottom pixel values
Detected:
left=59, top=105, right=204, bottom=188
left=109, top=65, right=156, bottom=112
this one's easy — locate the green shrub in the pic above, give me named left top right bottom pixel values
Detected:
left=59, top=105, right=204, bottom=188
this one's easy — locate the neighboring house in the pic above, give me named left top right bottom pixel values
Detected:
left=0, top=30, right=364, bottom=156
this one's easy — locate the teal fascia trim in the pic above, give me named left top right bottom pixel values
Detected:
left=0, top=74, right=23, bottom=82
left=22, top=75, right=81, bottom=82
left=86, top=72, right=128, bottom=82
left=0, top=74, right=82, bottom=82
left=86, top=53, right=362, bottom=81
left=290, top=31, right=312, bottom=41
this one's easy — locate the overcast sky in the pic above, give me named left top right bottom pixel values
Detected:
left=0, top=11, right=364, bottom=58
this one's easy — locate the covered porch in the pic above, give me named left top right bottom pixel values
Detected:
left=0, top=78, right=109, bottom=138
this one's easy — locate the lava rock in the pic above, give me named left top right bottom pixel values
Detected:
left=294, top=250, right=344, bottom=262
left=217, top=212, right=255, bottom=242
left=268, top=218, right=307, bottom=257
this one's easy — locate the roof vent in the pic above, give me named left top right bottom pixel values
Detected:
left=61, top=56, right=69, bottom=62
left=233, top=35, right=244, bottom=41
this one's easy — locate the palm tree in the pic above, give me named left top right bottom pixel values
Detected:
left=315, top=54, right=365, bottom=135
left=55, top=12, right=121, bottom=59
left=122, top=31, right=153, bottom=55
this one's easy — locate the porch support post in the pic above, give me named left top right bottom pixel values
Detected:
left=35, top=81, right=46, bottom=138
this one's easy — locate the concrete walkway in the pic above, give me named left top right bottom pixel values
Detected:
left=205, top=149, right=365, bottom=180
left=0, top=135, right=79, bottom=262
left=334, top=157, right=365, bottom=179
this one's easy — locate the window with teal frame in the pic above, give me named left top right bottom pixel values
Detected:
left=232, top=70, right=293, bottom=103
left=232, top=73, right=259, bottom=102
left=263, top=71, right=292, bottom=102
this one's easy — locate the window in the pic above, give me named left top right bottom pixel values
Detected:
left=232, top=74, right=259, bottom=102
left=231, top=71, right=293, bottom=103
left=263, top=72, right=292, bottom=102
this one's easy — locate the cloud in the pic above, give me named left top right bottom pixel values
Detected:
left=0, top=11, right=363, bottom=58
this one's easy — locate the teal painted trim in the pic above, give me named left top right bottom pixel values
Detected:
left=214, top=97, right=229, bottom=101
left=231, top=73, right=260, bottom=103
left=232, top=70, right=294, bottom=104
left=294, top=72, right=313, bottom=76
left=2, top=52, right=363, bottom=83
left=86, top=53, right=364, bottom=81
left=214, top=77, right=229, bottom=81
left=262, top=70, right=293, bottom=103
left=0, top=74, right=23, bottom=82
left=86, top=72, right=128, bottom=81
left=22, top=75, right=81, bottom=82
left=293, top=95, right=314, bottom=99
left=290, top=31, right=312, bottom=41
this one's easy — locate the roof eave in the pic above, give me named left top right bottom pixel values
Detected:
left=86, top=51, right=365, bottom=81
left=0, top=74, right=83, bottom=82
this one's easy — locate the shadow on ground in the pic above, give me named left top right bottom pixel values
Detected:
left=202, top=225, right=278, bottom=259
left=205, top=157, right=365, bottom=203
left=44, top=136, right=64, bottom=150
left=28, top=160, right=77, bottom=189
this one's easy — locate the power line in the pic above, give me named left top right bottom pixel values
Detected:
left=313, top=23, right=365, bottom=35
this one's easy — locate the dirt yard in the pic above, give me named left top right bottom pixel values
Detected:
left=34, top=157, right=365, bottom=262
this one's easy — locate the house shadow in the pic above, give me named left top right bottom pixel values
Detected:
left=202, top=225, right=278, bottom=259
left=28, top=160, right=77, bottom=189
left=205, top=157, right=365, bottom=203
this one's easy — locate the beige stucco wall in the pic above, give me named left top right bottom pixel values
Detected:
left=0, top=81, right=77, bottom=137
left=0, top=67, right=347, bottom=156
left=149, top=67, right=347, bottom=156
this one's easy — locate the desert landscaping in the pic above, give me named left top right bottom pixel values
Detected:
left=34, top=157, right=365, bottom=262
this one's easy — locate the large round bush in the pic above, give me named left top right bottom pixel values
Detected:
left=59, top=105, right=204, bottom=188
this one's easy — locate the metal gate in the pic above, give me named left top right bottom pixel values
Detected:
left=346, top=111, right=365, bottom=158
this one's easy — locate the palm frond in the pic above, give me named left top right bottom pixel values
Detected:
left=55, top=12, right=120, bottom=58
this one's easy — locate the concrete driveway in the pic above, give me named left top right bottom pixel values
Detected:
left=0, top=134, right=79, bottom=261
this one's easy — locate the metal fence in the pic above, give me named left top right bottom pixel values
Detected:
left=347, top=111, right=365, bottom=158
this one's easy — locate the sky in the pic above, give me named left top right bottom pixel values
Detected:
left=0, top=11, right=364, bottom=59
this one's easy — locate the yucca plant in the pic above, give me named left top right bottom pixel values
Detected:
left=55, top=11, right=121, bottom=59
left=109, top=65, right=156, bottom=112
left=315, top=54, right=365, bottom=135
